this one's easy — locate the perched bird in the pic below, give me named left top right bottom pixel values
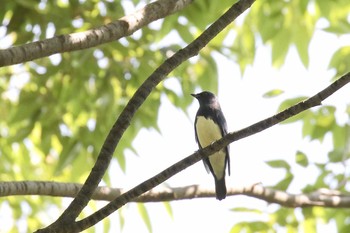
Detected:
left=191, top=91, right=230, bottom=200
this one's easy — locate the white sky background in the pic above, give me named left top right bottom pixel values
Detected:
left=101, top=19, right=350, bottom=233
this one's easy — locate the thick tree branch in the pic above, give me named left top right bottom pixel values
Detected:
left=34, top=1, right=256, bottom=232
left=2, top=181, right=350, bottom=208
left=0, top=0, right=193, bottom=67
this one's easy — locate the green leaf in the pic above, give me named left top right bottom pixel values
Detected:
left=294, top=27, right=310, bottom=67
left=118, top=209, right=125, bottom=232
left=232, top=23, right=256, bottom=73
left=302, top=207, right=317, bottom=233
left=328, top=150, right=344, bottom=163
left=230, top=221, right=270, bottom=233
left=248, top=221, right=271, bottom=231
left=295, top=151, right=308, bottom=167
left=302, top=113, right=314, bottom=138
left=230, top=223, right=244, bottom=233
left=274, top=173, right=293, bottom=191
left=329, top=46, right=350, bottom=76
left=231, top=207, right=262, bottom=214
left=197, top=54, right=218, bottom=93
left=332, top=124, right=350, bottom=149
left=163, top=202, right=174, bottom=219
left=263, top=89, right=284, bottom=98
left=103, top=218, right=110, bottom=233
left=176, top=23, right=195, bottom=43
left=156, top=15, right=177, bottom=41
left=265, top=159, right=291, bottom=170
left=323, top=19, right=350, bottom=34
left=307, top=106, right=336, bottom=142
left=271, top=29, right=291, bottom=67
left=115, top=152, right=126, bottom=173
left=137, top=203, right=152, bottom=233
left=54, top=139, right=81, bottom=175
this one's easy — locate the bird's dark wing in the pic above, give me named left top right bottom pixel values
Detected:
left=212, top=108, right=230, bottom=176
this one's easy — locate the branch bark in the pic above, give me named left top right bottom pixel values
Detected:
left=2, top=181, right=350, bottom=208
left=0, top=0, right=193, bottom=67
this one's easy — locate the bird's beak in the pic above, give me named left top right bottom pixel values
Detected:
left=191, top=93, right=197, bottom=98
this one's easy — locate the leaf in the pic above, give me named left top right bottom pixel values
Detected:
left=323, top=19, right=350, bottom=34
left=274, top=173, right=293, bottom=191
left=307, top=106, right=336, bottom=142
left=302, top=112, right=315, bottom=138
left=248, top=221, right=271, bottom=231
left=231, top=207, right=262, bottom=214
left=271, top=29, right=291, bottom=67
left=137, top=203, right=152, bottom=233
left=54, top=139, right=81, bottom=175
left=294, top=26, right=310, bottom=68
left=176, top=23, right=195, bottom=43
left=103, top=218, right=110, bottom=233
left=118, top=209, right=125, bottom=232
left=263, top=89, right=284, bottom=98
left=332, top=124, right=350, bottom=149
left=116, top=152, right=126, bottom=173
left=295, top=151, right=308, bottom=167
left=329, top=46, right=350, bottom=76
left=265, top=159, right=291, bottom=170
left=292, top=10, right=313, bottom=68
left=163, top=202, right=174, bottom=219
left=156, top=15, right=177, bottom=41
left=197, top=54, right=218, bottom=93
left=328, top=150, right=344, bottom=163
left=230, top=221, right=270, bottom=233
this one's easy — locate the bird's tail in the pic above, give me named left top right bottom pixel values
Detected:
left=215, top=178, right=227, bottom=200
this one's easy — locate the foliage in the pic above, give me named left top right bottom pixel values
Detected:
left=0, top=0, right=350, bottom=232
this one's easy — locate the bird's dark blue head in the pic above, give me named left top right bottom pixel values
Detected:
left=191, top=91, right=219, bottom=108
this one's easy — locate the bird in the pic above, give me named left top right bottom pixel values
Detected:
left=191, top=91, right=230, bottom=200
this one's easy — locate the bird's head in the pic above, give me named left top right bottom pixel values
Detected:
left=191, top=91, right=219, bottom=107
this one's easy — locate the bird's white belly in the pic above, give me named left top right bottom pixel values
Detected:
left=196, top=116, right=226, bottom=179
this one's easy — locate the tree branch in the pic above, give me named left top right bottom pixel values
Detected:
left=64, top=72, right=349, bottom=232
left=0, top=0, right=193, bottom=67
left=2, top=181, right=350, bottom=208
left=34, top=1, right=256, bottom=232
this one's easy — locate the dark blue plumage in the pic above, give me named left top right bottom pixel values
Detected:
left=192, top=91, right=230, bottom=200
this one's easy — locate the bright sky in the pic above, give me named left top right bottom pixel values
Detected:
left=99, top=20, right=350, bottom=233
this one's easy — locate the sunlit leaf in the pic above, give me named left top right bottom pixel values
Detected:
left=329, top=46, right=350, bottom=76
left=263, top=89, right=284, bottom=98
left=271, top=29, right=291, bottom=67
left=295, top=151, right=308, bottom=167
left=265, top=159, right=291, bottom=170
left=273, top=173, right=293, bottom=191
left=163, top=202, right=174, bottom=219
left=231, top=207, right=263, bottom=214
left=137, top=203, right=152, bottom=233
